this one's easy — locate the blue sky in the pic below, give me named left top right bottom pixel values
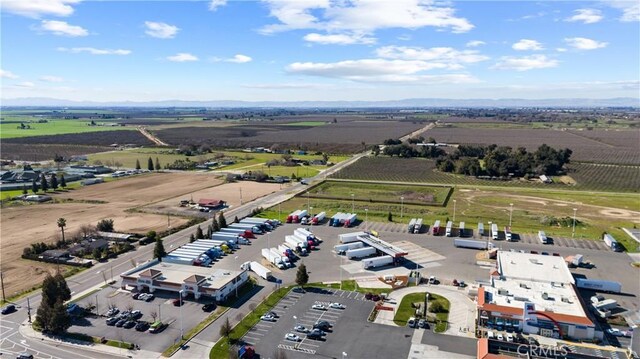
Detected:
left=1, top=0, right=638, bottom=102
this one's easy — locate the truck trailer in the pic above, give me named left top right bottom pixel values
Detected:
left=454, top=238, right=494, bottom=250
left=271, top=248, right=292, bottom=267
left=283, top=240, right=306, bottom=256
left=414, top=218, right=423, bottom=234
left=346, top=246, right=377, bottom=259
left=408, top=218, right=417, bottom=232
left=491, top=223, right=499, bottom=240
left=334, top=241, right=364, bottom=255
left=163, top=255, right=195, bottom=266
left=445, top=221, right=453, bottom=237
left=241, top=261, right=272, bottom=280
left=459, top=222, right=465, bottom=237
left=504, top=226, right=512, bottom=241
left=339, top=232, right=367, bottom=244
left=311, top=212, right=326, bottom=225
left=286, top=210, right=302, bottom=223
left=575, top=278, right=622, bottom=293
left=262, top=248, right=285, bottom=269
left=478, top=222, right=484, bottom=236
left=343, top=213, right=357, bottom=227
left=603, top=234, right=623, bottom=252
left=228, top=223, right=263, bottom=234
left=432, top=220, right=441, bottom=235
left=362, top=255, right=394, bottom=269
left=538, top=231, right=549, bottom=244
left=219, top=228, right=255, bottom=239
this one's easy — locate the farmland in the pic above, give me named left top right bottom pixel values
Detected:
left=332, top=157, right=639, bottom=193
left=0, top=143, right=112, bottom=162
left=306, top=180, right=451, bottom=206
left=0, top=119, right=135, bottom=139
left=151, top=120, right=425, bottom=153
left=426, top=126, right=640, bottom=165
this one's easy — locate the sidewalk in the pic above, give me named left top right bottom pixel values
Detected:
left=375, top=284, right=477, bottom=338
left=19, top=320, right=160, bottom=358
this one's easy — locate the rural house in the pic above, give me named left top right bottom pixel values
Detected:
left=198, top=198, right=226, bottom=210
left=68, top=238, right=109, bottom=256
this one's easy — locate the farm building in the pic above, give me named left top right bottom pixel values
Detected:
left=68, top=238, right=109, bottom=256
left=40, top=249, right=71, bottom=261
left=198, top=198, right=226, bottom=210
left=120, top=259, right=248, bottom=301
left=477, top=251, right=595, bottom=340
left=97, top=231, right=133, bottom=242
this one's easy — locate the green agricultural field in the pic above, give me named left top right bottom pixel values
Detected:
left=89, top=149, right=211, bottom=169
left=0, top=119, right=134, bottom=139
left=308, top=180, right=451, bottom=206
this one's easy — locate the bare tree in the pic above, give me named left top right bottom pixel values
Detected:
left=235, top=312, right=244, bottom=323
left=219, top=317, right=232, bottom=343
left=126, top=303, right=134, bottom=312
left=249, top=303, right=257, bottom=311
left=149, top=310, right=157, bottom=322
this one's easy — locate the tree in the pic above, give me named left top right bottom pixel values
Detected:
left=135, top=159, right=141, bottom=170
left=155, top=157, right=161, bottom=171
left=57, top=218, right=67, bottom=243
left=50, top=173, right=58, bottom=191
left=32, top=178, right=39, bottom=194
left=234, top=216, right=239, bottom=224
left=146, top=230, right=157, bottom=242
left=93, top=247, right=103, bottom=260
left=48, top=300, right=71, bottom=334
left=189, top=233, right=195, bottom=243
left=206, top=225, right=213, bottom=239
left=54, top=272, right=71, bottom=302
left=22, top=184, right=28, bottom=195
left=219, top=317, right=232, bottom=343
left=219, top=212, right=227, bottom=228
left=148, top=157, right=154, bottom=171
left=59, top=174, right=67, bottom=188
left=212, top=217, right=220, bottom=232
left=36, top=273, right=71, bottom=334
left=388, top=212, right=393, bottom=222
left=195, top=225, right=204, bottom=239
left=40, top=174, right=49, bottom=192
left=295, top=262, right=309, bottom=287
left=154, top=238, right=166, bottom=261
left=97, top=219, right=114, bottom=232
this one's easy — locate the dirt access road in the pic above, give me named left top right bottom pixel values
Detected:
left=0, top=172, right=277, bottom=297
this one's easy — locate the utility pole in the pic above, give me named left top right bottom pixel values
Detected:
left=509, top=203, right=514, bottom=227
left=453, top=199, right=457, bottom=222
left=0, top=271, right=5, bottom=302
left=572, top=208, right=577, bottom=238
left=400, top=196, right=404, bottom=218
left=27, top=297, right=32, bottom=323
left=240, top=187, right=243, bottom=205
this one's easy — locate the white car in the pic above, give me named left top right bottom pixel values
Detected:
left=260, top=315, right=276, bottom=322
left=497, top=333, right=504, bottom=341
left=506, top=333, right=514, bottom=342
left=285, top=333, right=301, bottom=342
left=311, top=304, right=327, bottom=311
left=294, top=325, right=309, bottom=333
left=329, top=302, right=346, bottom=309
left=607, top=328, right=624, bottom=337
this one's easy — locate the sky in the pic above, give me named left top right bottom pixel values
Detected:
left=0, top=0, right=639, bottom=102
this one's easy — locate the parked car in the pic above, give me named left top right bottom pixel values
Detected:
left=130, top=310, right=142, bottom=319
left=313, top=321, right=331, bottom=331
left=115, top=319, right=127, bottom=327
left=123, top=320, right=136, bottom=329
left=148, top=321, right=165, bottom=333
left=285, top=333, right=301, bottom=342
left=17, top=352, right=34, bottom=359
left=365, top=293, right=373, bottom=300
left=497, top=333, right=504, bottom=341
left=417, top=319, right=427, bottom=329
left=202, top=303, right=216, bottom=312
left=407, top=317, right=416, bottom=328
left=266, top=311, right=279, bottom=318
left=260, top=314, right=276, bottom=322
left=428, top=276, right=438, bottom=284
left=607, top=328, right=626, bottom=337
left=292, top=287, right=305, bottom=294
left=506, top=333, right=514, bottom=342
left=371, top=294, right=381, bottom=301
left=310, top=328, right=326, bottom=336
left=294, top=325, right=309, bottom=333
left=307, top=332, right=323, bottom=340
left=329, top=303, right=345, bottom=309
left=311, top=304, right=327, bottom=311
left=1, top=304, right=16, bottom=315
left=132, top=293, right=141, bottom=300
left=106, top=307, right=119, bottom=317
left=135, top=321, right=150, bottom=331
left=106, top=317, right=119, bottom=326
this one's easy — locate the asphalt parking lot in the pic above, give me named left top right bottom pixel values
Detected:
left=244, top=287, right=414, bottom=358
left=73, top=284, right=217, bottom=352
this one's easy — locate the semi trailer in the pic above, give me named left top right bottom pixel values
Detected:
left=346, top=246, right=376, bottom=259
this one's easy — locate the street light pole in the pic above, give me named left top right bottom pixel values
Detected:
left=400, top=196, right=404, bottom=218
left=453, top=199, right=457, bottom=222
left=365, top=209, right=368, bottom=231
left=509, top=203, right=513, bottom=227
left=351, top=193, right=354, bottom=213
left=340, top=254, right=343, bottom=290
left=179, top=290, right=184, bottom=340
left=234, top=256, right=239, bottom=298
left=572, top=208, right=577, bottom=238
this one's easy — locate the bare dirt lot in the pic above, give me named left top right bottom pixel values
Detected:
left=0, top=172, right=278, bottom=297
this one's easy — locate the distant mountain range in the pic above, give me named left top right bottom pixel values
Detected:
left=2, top=97, right=638, bottom=108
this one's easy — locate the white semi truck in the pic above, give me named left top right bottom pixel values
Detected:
left=261, top=248, right=286, bottom=269
left=454, top=238, right=494, bottom=250
left=346, top=246, right=377, bottom=259
left=362, top=255, right=393, bottom=269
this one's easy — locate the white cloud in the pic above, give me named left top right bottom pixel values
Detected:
left=260, top=0, right=474, bottom=39
left=565, top=9, right=603, bottom=24
left=212, top=54, right=253, bottom=63
left=397, top=34, right=412, bottom=41
left=144, top=21, right=179, bottom=39
left=0, top=0, right=80, bottom=18
left=0, top=69, right=19, bottom=79
left=303, top=32, right=376, bottom=45
left=556, top=48, right=568, bottom=52
left=512, top=39, right=544, bottom=51
left=57, top=47, right=132, bottom=55
left=286, top=58, right=479, bottom=83
left=15, top=81, right=36, bottom=88
left=40, top=20, right=88, bottom=37
left=208, top=0, right=227, bottom=11
left=492, top=55, right=559, bottom=71
left=564, top=37, right=608, bottom=50
left=607, top=1, right=640, bottom=22
left=466, top=40, right=485, bottom=47
left=376, top=46, right=489, bottom=66
left=167, top=53, right=199, bottom=62
left=39, top=75, right=64, bottom=82
left=242, top=83, right=330, bottom=89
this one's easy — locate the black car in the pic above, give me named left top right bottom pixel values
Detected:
left=315, top=320, right=332, bottom=328
left=135, top=321, right=150, bottom=331
left=202, top=303, right=216, bottom=312
left=307, top=332, right=323, bottom=340
left=106, top=317, right=119, bottom=326
left=132, top=293, right=141, bottom=300
left=1, top=304, right=16, bottom=315
left=123, top=320, right=136, bottom=329
left=115, top=319, right=127, bottom=327
left=313, top=322, right=331, bottom=331
left=292, top=287, right=305, bottom=294
left=266, top=311, right=279, bottom=318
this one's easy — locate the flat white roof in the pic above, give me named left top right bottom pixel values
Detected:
left=486, top=277, right=587, bottom=318
left=498, top=251, right=574, bottom=284
left=127, top=262, right=242, bottom=290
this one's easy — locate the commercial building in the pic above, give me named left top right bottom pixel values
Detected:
left=477, top=251, right=596, bottom=340
left=120, top=259, right=248, bottom=301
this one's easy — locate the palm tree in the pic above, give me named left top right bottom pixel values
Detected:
left=57, top=218, right=67, bottom=243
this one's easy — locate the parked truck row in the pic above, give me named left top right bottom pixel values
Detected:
left=407, top=218, right=423, bottom=234
left=330, top=212, right=357, bottom=227
left=262, top=228, right=323, bottom=270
